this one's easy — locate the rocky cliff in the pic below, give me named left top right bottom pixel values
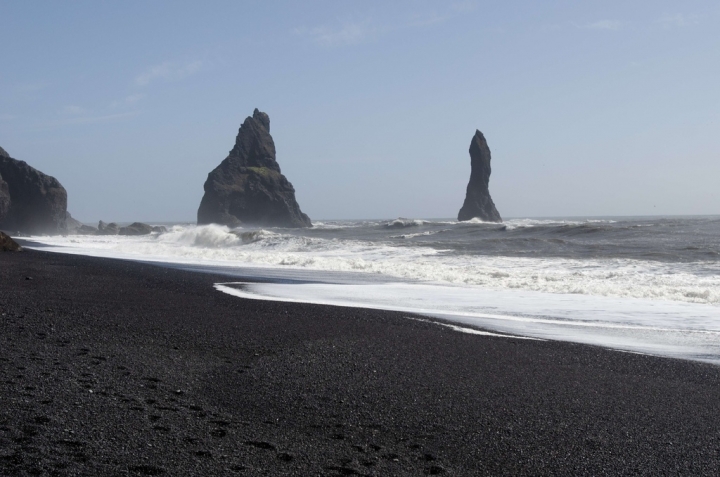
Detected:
left=197, top=109, right=311, bottom=228
left=457, top=130, right=502, bottom=223
left=0, top=174, right=9, bottom=225
left=0, top=147, right=68, bottom=234
left=0, top=147, right=10, bottom=224
left=0, top=231, right=21, bottom=251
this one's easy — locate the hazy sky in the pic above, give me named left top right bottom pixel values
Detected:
left=1, top=1, right=718, bottom=222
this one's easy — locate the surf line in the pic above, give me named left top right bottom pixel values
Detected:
left=215, top=282, right=720, bottom=335
left=213, top=282, right=542, bottom=341
left=404, top=317, right=544, bottom=341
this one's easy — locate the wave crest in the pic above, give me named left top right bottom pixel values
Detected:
left=21, top=221, right=720, bottom=306
left=158, top=224, right=241, bottom=248
left=384, top=218, right=430, bottom=228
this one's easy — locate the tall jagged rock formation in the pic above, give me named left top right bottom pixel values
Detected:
left=197, top=109, right=311, bottom=228
left=458, top=130, right=502, bottom=223
left=0, top=147, right=68, bottom=234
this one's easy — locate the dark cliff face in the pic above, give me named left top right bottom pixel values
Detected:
left=0, top=147, right=9, bottom=223
left=0, top=175, right=9, bottom=224
left=457, top=130, right=502, bottom=223
left=0, top=148, right=68, bottom=234
left=0, top=231, right=21, bottom=251
left=197, top=109, right=312, bottom=228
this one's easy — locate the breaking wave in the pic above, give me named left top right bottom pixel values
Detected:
left=384, top=218, right=431, bottom=228
left=25, top=222, right=720, bottom=305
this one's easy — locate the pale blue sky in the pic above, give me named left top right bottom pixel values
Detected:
left=1, top=1, right=718, bottom=221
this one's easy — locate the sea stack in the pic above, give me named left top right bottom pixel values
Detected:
left=457, top=130, right=502, bottom=223
left=197, top=109, right=311, bottom=228
left=0, top=147, right=68, bottom=234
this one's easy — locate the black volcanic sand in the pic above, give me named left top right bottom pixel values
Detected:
left=2, top=250, right=720, bottom=476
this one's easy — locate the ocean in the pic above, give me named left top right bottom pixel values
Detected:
left=22, top=216, right=720, bottom=364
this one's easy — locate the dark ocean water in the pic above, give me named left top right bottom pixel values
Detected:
left=300, top=216, right=720, bottom=263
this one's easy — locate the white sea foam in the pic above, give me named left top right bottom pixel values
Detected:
left=389, top=230, right=446, bottom=239
left=406, top=317, right=544, bottom=340
left=503, top=218, right=616, bottom=230
left=159, top=224, right=242, bottom=247
left=24, top=224, right=720, bottom=305
left=385, top=218, right=431, bottom=228
left=214, top=281, right=720, bottom=364
left=311, top=221, right=373, bottom=230
left=460, top=217, right=495, bottom=225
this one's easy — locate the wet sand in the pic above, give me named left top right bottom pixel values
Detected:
left=1, top=249, right=720, bottom=476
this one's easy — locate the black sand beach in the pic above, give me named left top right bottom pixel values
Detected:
left=2, top=249, right=720, bottom=476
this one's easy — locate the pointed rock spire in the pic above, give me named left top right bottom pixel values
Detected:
left=197, top=109, right=311, bottom=228
left=458, top=130, right=502, bottom=222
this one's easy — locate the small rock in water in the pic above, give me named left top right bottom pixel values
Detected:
left=97, top=221, right=119, bottom=235
left=76, top=224, right=98, bottom=235
left=119, top=222, right=153, bottom=236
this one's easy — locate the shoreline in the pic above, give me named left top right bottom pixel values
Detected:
left=2, top=250, right=720, bottom=475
